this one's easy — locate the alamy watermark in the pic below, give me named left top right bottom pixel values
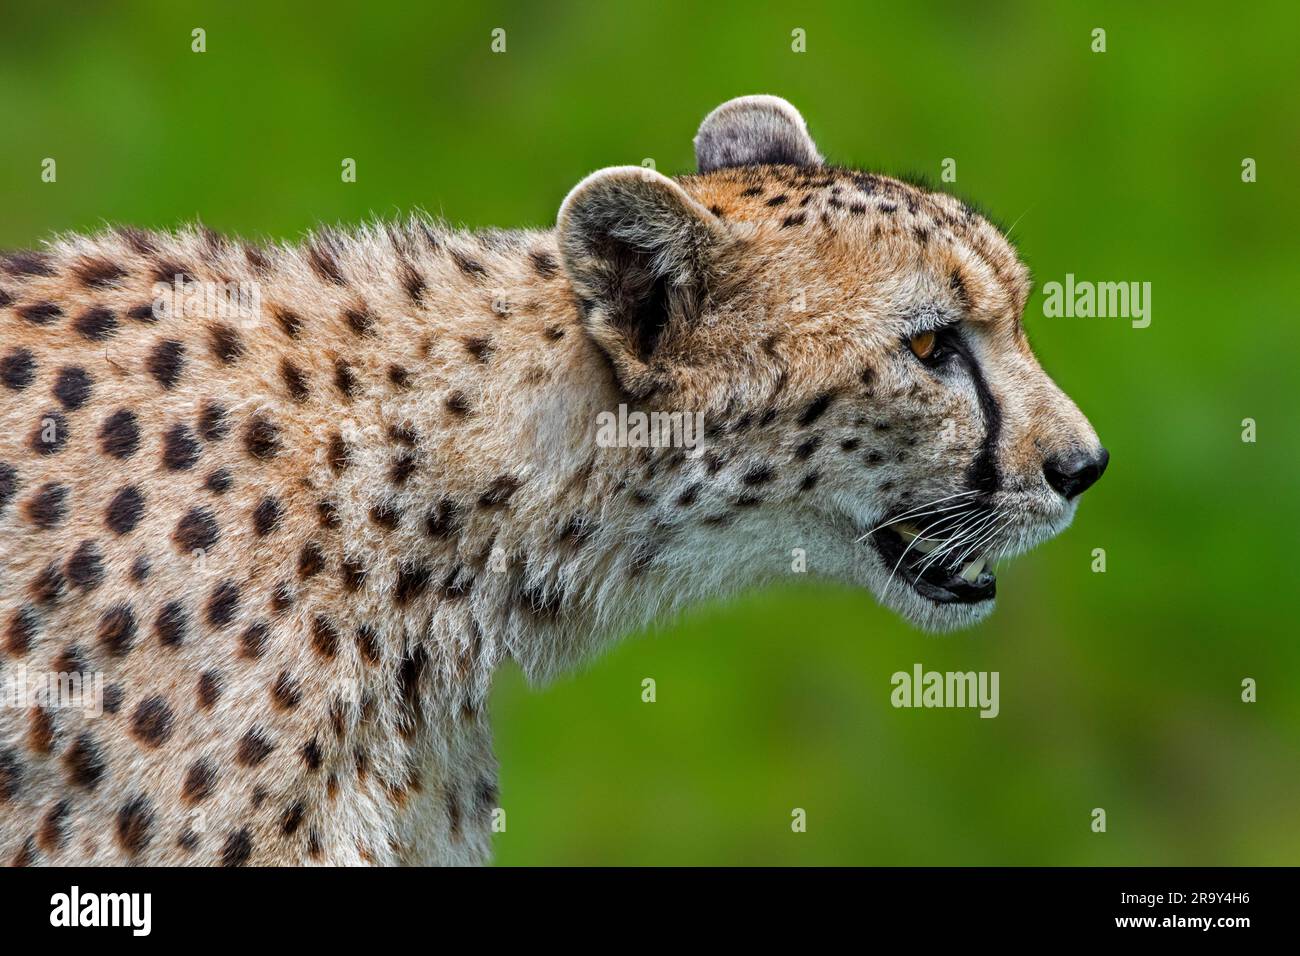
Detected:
left=1042, top=273, right=1151, bottom=328
left=1, top=663, right=104, bottom=717
left=891, top=663, right=999, bottom=718
left=595, top=403, right=706, bottom=454
left=151, top=275, right=261, bottom=324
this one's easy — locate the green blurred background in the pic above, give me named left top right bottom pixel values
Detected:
left=3, top=1, right=1297, bottom=865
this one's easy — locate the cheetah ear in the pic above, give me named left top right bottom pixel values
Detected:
left=694, top=95, right=822, bottom=172
left=558, top=166, right=729, bottom=398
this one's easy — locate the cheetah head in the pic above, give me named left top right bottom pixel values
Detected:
left=557, top=96, right=1107, bottom=632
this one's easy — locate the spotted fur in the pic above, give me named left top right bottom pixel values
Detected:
left=0, top=96, right=1102, bottom=866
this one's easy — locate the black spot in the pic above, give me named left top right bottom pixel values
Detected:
left=742, top=465, right=775, bottom=486
left=397, top=646, right=429, bottom=733
left=161, top=423, right=200, bottom=470
left=355, top=625, right=380, bottom=665
left=529, top=250, right=557, bottom=277
left=388, top=424, right=418, bottom=445
left=116, top=795, right=155, bottom=856
left=65, top=733, right=106, bottom=790
left=798, top=392, right=834, bottom=427
left=75, top=258, right=126, bottom=289
left=127, top=303, right=157, bottom=322
left=452, top=249, right=487, bottom=278
left=463, top=336, right=493, bottom=363
left=281, top=359, right=309, bottom=402
left=101, top=685, right=124, bottom=714
left=840, top=438, right=860, bottom=452
left=308, top=239, right=346, bottom=285
left=5, top=606, right=38, bottom=655
left=341, top=558, right=367, bottom=593
left=65, top=540, right=104, bottom=591
left=253, top=496, right=283, bottom=536
left=198, top=401, right=228, bottom=442
left=221, top=828, right=254, bottom=866
left=800, top=471, right=821, bottom=491
left=239, top=620, right=268, bottom=659
left=334, top=360, right=358, bottom=398
left=29, top=410, right=68, bottom=455
left=206, top=580, right=240, bottom=628
left=281, top=800, right=306, bottom=835
left=155, top=601, right=188, bottom=647
left=389, top=451, right=417, bottom=485
left=675, top=484, right=700, bottom=507
left=344, top=307, right=374, bottom=336
left=19, top=302, right=62, bottom=324
left=369, top=500, right=401, bottom=530
left=37, top=799, right=71, bottom=851
left=0, top=462, right=16, bottom=516
left=174, top=507, right=219, bottom=553
left=394, top=562, right=431, bottom=605
left=52, top=366, right=92, bottom=409
left=782, top=213, right=807, bottom=228
left=73, top=307, right=118, bottom=341
left=1, top=348, right=35, bottom=390
left=765, top=194, right=789, bottom=207
left=387, top=364, right=410, bottom=389
left=30, top=562, right=65, bottom=605
left=795, top=436, right=821, bottom=460
left=445, top=391, right=471, bottom=416
left=26, top=483, right=69, bottom=529
left=271, top=582, right=295, bottom=615
left=105, top=485, right=144, bottom=534
left=129, top=555, right=151, bottom=583
left=297, top=542, right=325, bottom=578
left=272, top=671, right=301, bottom=710
left=478, top=475, right=520, bottom=508
left=244, top=415, right=280, bottom=460
left=146, top=339, right=185, bottom=389
left=273, top=307, right=302, bottom=339
left=317, top=499, right=341, bottom=529
left=949, top=268, right=968, bottom=306
left=740, top=186, right=763, bottom=197
left=130, top=695, right=174, bottom=746
left=181, top=759, right=216, bottom=803
left=205, top=468, right=232, bottom=494
left=4, top=250, right=53, bottom=276
left=302, top=738, right=323, bottom=771
left=559, top=513, right=597, bottom=544
left=425, top=498, right=461, bottom=538
left=118, top=226, right=156, bottom=254
left=399, top=262, right=426, bottom=303
left=207, top=323, right=245, bottom=365
left=236, top=729, right=274, bottom=767
left=97, top=603, right=137, bottom=656
left=197, top=670, right=222, bottom=709
left=310, top=616, right=339, bottom=658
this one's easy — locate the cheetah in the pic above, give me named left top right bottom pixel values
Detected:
left=0, top=95, right=1106, bottom=866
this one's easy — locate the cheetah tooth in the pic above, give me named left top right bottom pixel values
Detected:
left=960, top=559, right=986, bottom=583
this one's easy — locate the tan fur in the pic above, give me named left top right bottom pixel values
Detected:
left=0, top=97, right=1102, bottom=865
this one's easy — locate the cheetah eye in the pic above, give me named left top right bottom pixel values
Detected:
left=908, top=330, right=936, bottom=360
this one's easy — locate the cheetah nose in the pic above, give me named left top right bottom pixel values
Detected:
left=1043, top=447, right=1109, bottom=500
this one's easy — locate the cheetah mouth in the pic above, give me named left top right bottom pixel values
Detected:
left=871, top=521, right=997, bottom=605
